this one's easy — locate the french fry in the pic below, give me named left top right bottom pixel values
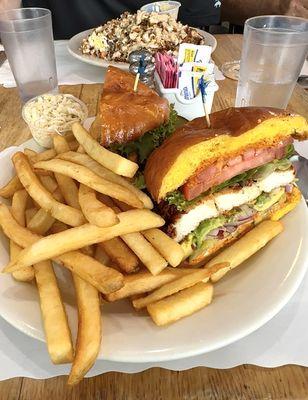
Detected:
left=78, top=184, right=118, bottom=227
left=61, top=132, right=79, bottom=151
left=99, top=198, right=163, bottom=274
left=77, top=145, right=85, bottom=153
left=27, top=208, right=55, bottom=235
left=48, top=220, right=68, bottom=234
left=26, top=150, right=54, bottom=176
left=0, top=204, right=124, bottom=294
left=68, top=275, right=101, bottom=385
left=72, top=122, right=138, bottom=178
left=94, top=245, right=111, bottom=266
left=53, top=251, right=124, bottom=294
left=28, top=148, right=56, bottom=163
left=207, top=220, right=284, bottom=282
left=24, top=148, right=37, bottom=158
left=68, top=140, right=80, bottom=151
left=0, top=203, right=46, bottom=247
left=105, top=267, right=196, bottom=302
left=98, top=238, right=139, bottom=273
left=51, top=187, right=65, bottom=202
left=54, top=170, right=80, bottom=209
left=25, top=207, right=38, bottom=226
left=52, top=135, right=81, bottom=209
left=11, top=189, right=28, bottom=227
left=0, top=175, right=23, bottom=198
left=3, top=208, right=164, bottom=273
left=112, top=198, right=131, bottom=211
left=130, top=293, right=143, bottom=302
left=121, top=232, right=168, bottom=275
left=39, top=175, right=58, bottom=193
left=34, top=260, right=74, bottom=364
left=81, top=245, right=94, bottom=257
left=9, top=188, right=73, bottom=361
left=11, top=189, right=34, bottom=282
left=147, top=282, right=213, bottom=326
left=53, top=134, right=71, bottom=154
left=142, top=229, right=184, bottom=268
left=12, top=152, right=85, bottom=226
left=58, top=152, right=153, bottom=209
left=10, top=240, right=34, bottom=282
left=35, top=159, right=143, bottom=209
left=133, top=263, right=228, bottom=310
left=63, top=130, right=75, bottom=142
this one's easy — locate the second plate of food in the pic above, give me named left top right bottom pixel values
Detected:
left=68, top=27, right=217, bottom=70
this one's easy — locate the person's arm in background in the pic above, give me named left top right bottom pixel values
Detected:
left=222, top=0, right=308, bottom=26
left=281, top=0, right=308, bottom=18
left=0, top=0, right=21, bottom=12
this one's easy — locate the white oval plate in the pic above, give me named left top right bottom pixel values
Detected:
left=0, top=139, right=307, bottom=363
left=67, top=28, right=217, bottom=70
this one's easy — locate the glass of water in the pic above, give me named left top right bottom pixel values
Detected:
left=236, top=16, right=308, bottom=109
left=0, top=8, right=58, bottom=102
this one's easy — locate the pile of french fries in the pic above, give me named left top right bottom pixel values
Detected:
left=0, top=122, right=284, bottom=384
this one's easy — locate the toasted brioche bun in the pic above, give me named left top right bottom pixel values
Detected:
left=97, top=66, right=169, bottom=146
left=145, top=108, right=308, bottom=202
left=182, top=186, right=301, bottom=267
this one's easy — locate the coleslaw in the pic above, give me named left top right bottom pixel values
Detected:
left=22, top=94, right=88, bottom=148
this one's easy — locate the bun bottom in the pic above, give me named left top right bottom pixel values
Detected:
left=182, top=186, right=301, bottom=267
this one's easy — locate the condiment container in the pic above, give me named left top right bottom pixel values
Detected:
left=22, top=93, right=88, bottom=148
left=140, top=1, right=181, bottom=20
left=154, top=71, right=218, bottom=121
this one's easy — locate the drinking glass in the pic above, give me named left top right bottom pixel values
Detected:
left=235, top=15, right=308, bottom=109
left=0, top=8, right=58, bottom=102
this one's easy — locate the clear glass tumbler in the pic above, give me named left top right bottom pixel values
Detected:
left=0, top=8, right=58, bottom=102
left=235, top=16, right=308, bottom=109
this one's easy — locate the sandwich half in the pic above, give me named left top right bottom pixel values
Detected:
left=144, top=107, right=308, bottom=265
left=91, top=66, right=177, bottom=187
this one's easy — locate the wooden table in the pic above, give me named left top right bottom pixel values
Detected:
left=0, top=34, right=308, bottom=400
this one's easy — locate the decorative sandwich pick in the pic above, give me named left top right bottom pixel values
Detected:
left=133, top=55, right=146, bottom=92
left=198, top=75, right=211, bottom=128
left=128, top=50, right=155, bottom=91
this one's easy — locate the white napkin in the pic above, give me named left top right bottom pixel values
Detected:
left=0, top=40, right=224, bottom=88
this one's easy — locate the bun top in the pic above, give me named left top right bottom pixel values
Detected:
left=99, top=66, right=169, bottom=146
left=144, top=107, right=308, bottom=202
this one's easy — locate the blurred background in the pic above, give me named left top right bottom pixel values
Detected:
left=0, top=0, right=307, bottom=39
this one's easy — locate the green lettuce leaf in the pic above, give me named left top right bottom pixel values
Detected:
left=164, top=190, right=204, bottom=212
left=109, top=105, right=178, bottom=165
left=133, top=172, right=146, bottom=190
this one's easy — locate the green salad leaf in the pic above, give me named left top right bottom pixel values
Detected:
left=109, top=105, right=178, bottom=165
left=285, top=143, right=295, bottom=159
left=133, top=172, right=146, bottom=190
left=164, top=190, right=204, bottom=212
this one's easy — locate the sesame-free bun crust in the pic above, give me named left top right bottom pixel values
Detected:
left=144, top=107, right=308, bottom=202
left=98, top=66, right=169, bottom=146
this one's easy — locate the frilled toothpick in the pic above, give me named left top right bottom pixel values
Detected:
left=133, top=55, right=146, bottom=92
left=199, top=75, right=211, bottom=128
